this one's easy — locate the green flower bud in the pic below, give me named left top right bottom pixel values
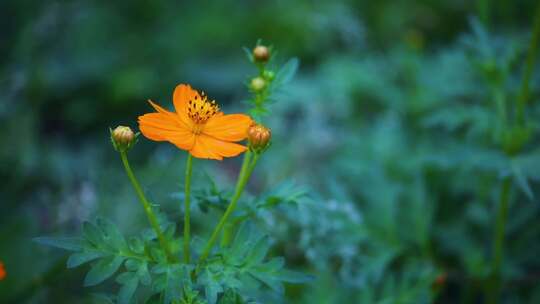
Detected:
left=250, top=77, right=266, bottom=92
left=263, top=70, right=275, bottom=81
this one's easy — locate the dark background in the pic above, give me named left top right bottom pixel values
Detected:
left=1, top=0, right=540, bottom=303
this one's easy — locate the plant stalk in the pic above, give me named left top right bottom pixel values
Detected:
left=516, top=2, right=540, bottom=124
left=477, top=0, right=490, bottom=28
left=198, top=151, right=257, bottom=264
left=183, top=154, right=193, bottom=264
left=487, top=6, right=540, bottom=301
left=120, top=151, right=175, bottom=262
left=487, top=177, right=511, bottom=304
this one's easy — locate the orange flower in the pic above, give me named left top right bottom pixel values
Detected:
left=0, top=261, right=6, bottom=281
left=138, top=84, right=252, bottom=160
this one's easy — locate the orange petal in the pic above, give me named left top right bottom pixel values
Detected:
left=148, top=99, right=173, bottom=114
left=203, top=114, right=252, bottom=141
left=189, top=134, right=247, bottom=160
left=138, top=112, right=195, bottom=150
left=189, top=136, right=223, bottom=160
left=173, top=84, right=199, bottom=116
left=148, top=99, right=192, bottom=129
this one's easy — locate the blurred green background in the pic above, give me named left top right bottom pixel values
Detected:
left=1, top=0, right=540, bottom=303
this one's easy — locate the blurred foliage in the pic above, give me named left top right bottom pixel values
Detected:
left=1, top=0, right=540, bottom=303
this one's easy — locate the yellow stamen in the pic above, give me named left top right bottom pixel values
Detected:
left=187, top=93, right=219, bottom=124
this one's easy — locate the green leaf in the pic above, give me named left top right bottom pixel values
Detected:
left=96, top=217, right=128, bottom=250
left=274, top=58, right=299, bottom=85
left=245, top=236, right=270, bottom=266
left=125, top=258, right=142, bottom=271
left=217, top=289, right=245, bottom=304
left=137, top=262, right=152, bottom=286
left=235, top=272, right=261, bottom=293
left=511, top=162, right=534, bottom=200
left=67, top=251, right=108, bottom=268
left=164, top=223, right=176, bottom=239
left=116, top=272, right=137, bottom=284
left=33, top=237, right=84, bottom=251
left=274, top=269, right=315, bottom=283
left=90, top=293, right=115, bottom=304
left=257, top=181, right=308, bottom=209
left=229, top=223, right=258, bottom=262
left=117, top=275, right=139, bottom=304
left=152, top=264, right=191, bottom=304
left=182, top=286, right=206, bottom=304
left=129, top=237, right=145, bottom=254
left=242, top=46, right=254, bottom=63
left=260, top=257, right=284, bottom=270
left=83, top=221, right=103, bottom=246
left=142, top=228, right=157, bottom=242
left=248, top=271, right=283, bottom=294
left=150, top=247, right=166, bottom=262
left=201, top=268, right=224, bottom=304
left=201, top=221, right=312, bottom=302
left=116, top=260, right=152, bottom=304
left=84, top=255, right=125, bottom=286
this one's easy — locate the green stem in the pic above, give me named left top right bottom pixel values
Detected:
left=246, top=152, right=261, bottom=178
left=477, top=0, right=490, bottom=28
left=198, top=151, right=255, bottom=264
left=516, top=2, right=540, bottom=124
left=183, top=154, right=193, bottom=264
left=120, top=151, right=175, bottom=262
left=486, top=7, right=540, bottom=300
left=487, top=177, right=511, bottom=304
left=220, top=222, right=235, bottom=248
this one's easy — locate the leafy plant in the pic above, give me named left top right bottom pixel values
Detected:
left=35, top=44, right=311, bottom=304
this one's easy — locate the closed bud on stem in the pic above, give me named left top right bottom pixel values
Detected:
left=263, top=70, right=275, bottom=81
left=247, top=123, right=271, bottom=152
left=0, top=261, right=6, bottom=280
left=250, top=77, right=266, bottom=92
left=431, top=272, right=448, bottom=291
left=111, top=126, right=137, bottom=152
left=253, top=45, right=270, bottom=62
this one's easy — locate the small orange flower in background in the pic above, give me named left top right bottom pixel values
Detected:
left=138, top=84, right=252, bottom=160
left=0, top=261, right=6, bottom=281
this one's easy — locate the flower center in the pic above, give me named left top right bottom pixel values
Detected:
left=187, top=92, right=219, bottom=124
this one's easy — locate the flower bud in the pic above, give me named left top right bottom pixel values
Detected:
left=0, top=261, right=6, bottom=281
left=248, top=123, right=271, bottom=152
left=431, top=272, right=447, bottom=291
left=111, top=126, right=137, bottom=152
left=253, top=45, right=270, bottom=62
left=250, top=77, right=266, bottom=92
left=263, top=70, right=275, bottom=81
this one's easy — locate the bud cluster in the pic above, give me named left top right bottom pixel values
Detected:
left=249, top=44, right=275, bottom=94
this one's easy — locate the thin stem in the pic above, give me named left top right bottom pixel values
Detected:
left=486, top=7, right=540, bottom=301
left=183, top=154, right=193, bottom=264
left=487, top=177, right=511, bottom=304
left=220, top=153, right=262, bottom=250
left=516, top=2, right=540, bottom=124
left=477, top=0, right=490, bottom=28
left=120, top=151, right=175, bottom=262
left=246, top=152, right=261, bottom=178
left=198, top=151, right=254, bottom=264
left=220, top=222, right=235, bottom=248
